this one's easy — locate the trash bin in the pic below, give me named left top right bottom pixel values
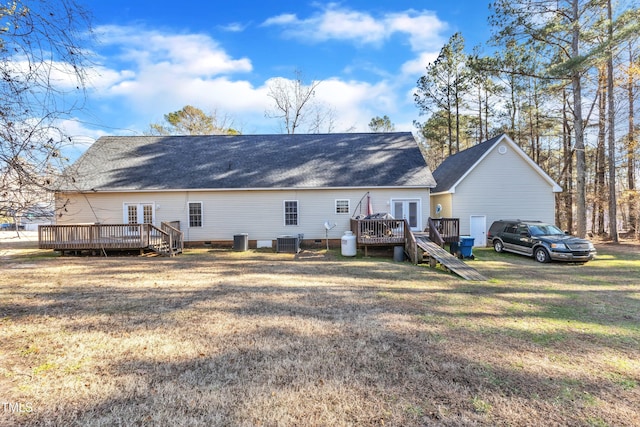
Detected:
left=233, top=233, right=249, bottom=251
left=459, top=236, right=475, bottom=259
left=393, top=245, right=405, bottom=262
left=449, top=241, right=460, bottom=256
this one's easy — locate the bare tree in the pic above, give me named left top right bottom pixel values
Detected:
left=307, top=103, right=338, bottom=134
left=265, top=69, right=322, bottom=134
left=0, top=0, right=92, bottom=226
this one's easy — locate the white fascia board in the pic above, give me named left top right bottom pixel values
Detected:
left=65, top=185, right=434, bottom=194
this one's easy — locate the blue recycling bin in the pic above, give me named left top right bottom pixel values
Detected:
left=459, top=236, right=475, bottom=259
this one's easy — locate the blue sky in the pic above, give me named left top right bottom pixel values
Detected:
left=65, top=1, right=493, bottom=150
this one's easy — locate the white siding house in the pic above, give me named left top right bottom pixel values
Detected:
left=55, top=133, right=436, bottom=245
left=430, top=134, right=562, bottom=247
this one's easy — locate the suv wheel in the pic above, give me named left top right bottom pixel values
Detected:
left=493, top=240, right=504, bottom=253
left=534, top=247, right=550, bottom=263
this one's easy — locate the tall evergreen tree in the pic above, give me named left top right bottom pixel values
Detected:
left=490, top=0, right=606, bottom=238
left=415, top=32, right=469, bottom=155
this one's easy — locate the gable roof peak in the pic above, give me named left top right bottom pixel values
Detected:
left=432, top=134, right=560, bottom=194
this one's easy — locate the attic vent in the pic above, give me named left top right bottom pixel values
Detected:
left=498, top=145, right=507, bottom=155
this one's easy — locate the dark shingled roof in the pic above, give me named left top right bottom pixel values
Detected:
left=432, top=134, right=505, bottom=193
left=60, top=132, right=436, bottom=192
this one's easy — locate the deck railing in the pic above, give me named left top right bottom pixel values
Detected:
left=350, top=218, right=406, bottom=245
left=161, top=221, right=184, bottom=255
left=348, top=216, right=460, bottom=264
left=39, top=223, right=183, bottom=256
left=404, top=220, right=419, bottom=264
left=427, top=217, right=460, bottom=246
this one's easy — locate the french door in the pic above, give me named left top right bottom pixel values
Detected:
left=391, top=199, right=420, bottom=231
left=124, top=203, right=154, bottom=226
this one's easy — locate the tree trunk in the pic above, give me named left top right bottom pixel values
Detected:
left=627, top=42, right=637, bottom=237
left=455, top=84, right=461, bottom=153
left=607, top=0, right=619, bottom=242
left=596, top=66, right=607, bottom=236
left=478, top=86, right=484, bottom=142
left=560, top=88, right=574, bottom=234
left=484, top=90, right=490, bottom=141
left=572, top=0, right=587, bottom=239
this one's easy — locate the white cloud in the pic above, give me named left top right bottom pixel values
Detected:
left=401, top=51, right=440, bottom=76
left=58, top=119, right=108, bottom=144
left=96, top=25, right=252, bottom=77
left=83, top=19, right=429, bottom=136
left=218, top=22, right=248, bottom=32
left=309, top=78, right=406, bottom=132
left=387, top=12, right=447, bottom=52
left=86, top=65, right=136, bottom=92
left=261, top=4, right=447, bottom=83
left=262, top=4, right=447, bottom=52
left=84, top=25, right=265, bottom=132
left=263, top=13, right=298, bottom=26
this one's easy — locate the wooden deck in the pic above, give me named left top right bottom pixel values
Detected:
left=350, top=217, right=485, bottom=280
left=350, top=218, right=407, bottom=248
left=39, top=223, right=184, bottom=256
left=350, top=217, right=460, bottom=261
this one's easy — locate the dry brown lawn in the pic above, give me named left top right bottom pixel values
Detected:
left=1, top=233, right=639, bottom=426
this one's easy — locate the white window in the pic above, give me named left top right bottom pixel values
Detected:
left=189, top=202, right=203, bottom=227
left=335, top=199, right=350, bottom=214
left=284, top=200, right=298, bottom=226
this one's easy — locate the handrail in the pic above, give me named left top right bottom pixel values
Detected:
left=427, top=217, right=445, bottom=247
left=404, top=220, right=419, bottom=264
left=161, top=221, right=184, bottom=255
left=147, top=224, right=170, bottom=255
left=428, top=217, right=460, bottom=244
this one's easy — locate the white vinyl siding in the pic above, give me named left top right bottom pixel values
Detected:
left=56, top=188, right=431, bottom=242
left=451, top=143, right=556, bottom=236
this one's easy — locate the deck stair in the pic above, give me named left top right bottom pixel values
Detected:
left=413, top=233, right=487, bottom=281
left=148, top=241, right=172, bottom=256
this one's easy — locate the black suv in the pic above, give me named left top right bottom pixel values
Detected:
left=487, top=220, right=596, bottom=263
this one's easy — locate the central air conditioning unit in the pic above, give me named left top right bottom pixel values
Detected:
left=276, top=234, right=303, bottom=253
